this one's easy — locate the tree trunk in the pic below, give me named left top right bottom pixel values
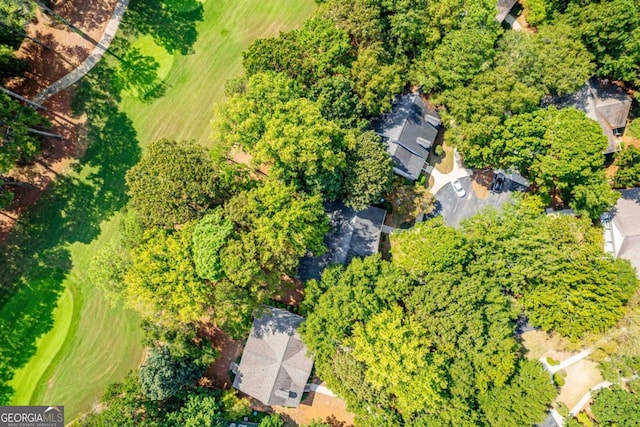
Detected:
left=0, top=86, right=47, bottom=111
left=0, top=23, right=79, bottom=68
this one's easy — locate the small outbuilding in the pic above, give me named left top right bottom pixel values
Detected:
left=602, top=188, right=640, bottom=276
left=232, top=307, right=314, bottom=408
left=374, top=93, right=441, bottom=181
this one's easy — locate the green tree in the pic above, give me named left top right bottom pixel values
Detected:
left=0, top=0, right=35, bottom=32
left=88, top=241, right=130, bottom=306
left=167, top=389, right=224, bottom=427
left=0, top=92, right=46, bottom=172
left=479, top=360, right=556, bottom=426
left=242, top=17, right=354, bottom=87
left=192, top=208, right=234, bottom=281
left=385, top=178, right=435, bottom=223
left=223, top=180, right=328, bottom=280
left=351, top=44, right=404, bottom=116
left=219, top=390, right=251, bottom=420
left=125, top=139, right=232, bottom=229
left=124, top=225, right=212, bottom=327
left=421, top=27, right=499, bottom=92
left=614, top=145, right=640, bottom=189
left=565, top=0, right=640, bottom=86
left=0, top=45, right=28, bottom=80
left=521, top=0, right=555, bottom=26
left=259, top=414, right=285, bottom=427
left=351, top=306, right=448, bottom=418
left=139, top=345, right=204, bottom=401
left=591, top=382, right=640, bottom=426
left=342, top=131, right=393, bottom=211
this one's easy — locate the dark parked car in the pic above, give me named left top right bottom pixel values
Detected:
left=490, top=172, right=505, bottom=193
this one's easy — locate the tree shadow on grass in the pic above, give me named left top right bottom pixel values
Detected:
left=0, top=61, right=141, bottom=404
left=123, top=0, right=204, bottom=55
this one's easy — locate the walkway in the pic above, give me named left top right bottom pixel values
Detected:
left=424, top=149, right=472, bottom=195
left=540, top=348, right=594, bottom=374
left=33, top=0, right=130, bottom=103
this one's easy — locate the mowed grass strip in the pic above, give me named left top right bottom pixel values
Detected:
left=121, top=0, right=316, bottom=148
left=7, top=0, right=315, bottom=422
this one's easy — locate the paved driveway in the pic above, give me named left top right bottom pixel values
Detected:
left=429, top=176, right=517, bottom=228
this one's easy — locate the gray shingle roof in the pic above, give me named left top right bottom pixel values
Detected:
left=233, top=307, right=313, bottom=407
left=496, top=0, right=518, bottom=22
left=610, top=188, right=640, bottom=275
left=298, top=203, right=386, bottom=281
left=374, top=93, right=440, bottom=180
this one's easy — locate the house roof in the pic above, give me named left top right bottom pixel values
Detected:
left=545, top=77, right=631, bottom=153
left=609, top=188, right=640, bottom=275
left=496, top=0, right=518, bottom=22
left=374, top=94, right=440, bottom=179
left=233, top=307, right=313, bottom=408
left=387, top=141, right=427, bottom=181
left=298, top=203, right=386, bottom=281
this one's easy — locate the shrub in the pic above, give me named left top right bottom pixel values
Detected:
left=556, top=401, right=569, bottom=417
left=434, top=145, right=445, bottom=157
left=546, top=357, right=560, bottom=366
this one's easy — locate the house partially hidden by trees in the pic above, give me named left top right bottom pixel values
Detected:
left=602, top=188, right=640, bottom=276
left=547, top=77, right=631, bottom=153
left=496, top=0, right=518, bottom=23
left=232, top=307, right=313, bottom=408
left=374, top=93, right=440, bottom=181
left=298, top=203, right=386, bottom=281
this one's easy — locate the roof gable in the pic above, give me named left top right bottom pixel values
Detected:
left=233, top=307, right=314, bottom=407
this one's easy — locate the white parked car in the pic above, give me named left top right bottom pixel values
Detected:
left=451, top=179, right=466, bottom=198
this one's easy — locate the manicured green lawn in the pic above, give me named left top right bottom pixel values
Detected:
left=3, top=0, right=314, bottom=423
left=121, top=0, right=316, bottom=148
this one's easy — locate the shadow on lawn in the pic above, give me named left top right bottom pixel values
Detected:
left=0, top=61, right=142, bottom=404
left=122, top=0, right=204, bottom=55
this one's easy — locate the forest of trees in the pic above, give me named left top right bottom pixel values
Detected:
left=4, top=0, right=640, bottom=425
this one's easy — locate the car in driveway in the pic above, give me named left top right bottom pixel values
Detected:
left=451, top=179, right=466, bottom=198
left=490, top=172, right=506, bottom=193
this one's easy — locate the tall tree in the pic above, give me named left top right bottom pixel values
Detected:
left=125, top=139, right=234, bottom=229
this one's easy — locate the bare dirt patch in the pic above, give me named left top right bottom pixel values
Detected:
left=275, top=388, right=355, bottom=427
left=1, top=0, right=118, bottom=242
left=471, top=168, right=491, bottom=200
left=201, top=325, right=244, bottom=389
left=521, top=330, right=565, bottom=360
left=556, top=359, right=603, bottom=409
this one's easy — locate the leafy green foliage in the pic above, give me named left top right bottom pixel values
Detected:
left=591, top=381, right=640, bottom=426
left=125, top=139, right=233, bottom=229
left=0, top=45, right=28, bottom=80
left=243, top=17, right=354, bottom=87
left=564, top=0, right=640, bottom=86
left=489, top=107, right=618, bottom=218
left=259, top=414, right=285, bottom=427
left=192, top=208, right=234, bottom=281
left=0, top=93, right=46, bottom=173
left=479, top=360, right=556, bottom=427
left=0, top=0, right=35, bottom=32
left=521, top=0, right=555, bottom=26
left=88, top=241, right=130, bottom=306
left=614, top=145, right=640, bottom=189
left=342, top=131, right=393, bottom=210
left=220, top=389, right=251, bottom=420
left=462, top=197, right=638, bottom=338
left=124, top=225, right=212, bottom=328
left=351, top=44, right=404, bottom=116
left=421, top=27, right=499, bottom=92
left=385, top=178, right=435, bottom=222
left=139, top=345, right=204, bottom=401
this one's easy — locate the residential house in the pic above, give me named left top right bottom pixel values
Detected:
left=298, top=202, right=386, bottom=281
left=374, top=93, right=441, bottom=181
left=602, top=188, right=640, bottom=277
left=232, top=307, right=314, bottom=408
left=547, top=77, right=631, bottom=153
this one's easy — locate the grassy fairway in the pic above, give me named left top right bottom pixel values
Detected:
left=121, top=0, right=316, bottom=148
left=3, top=0, right=314, bottom=422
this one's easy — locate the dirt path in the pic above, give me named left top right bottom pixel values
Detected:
left=0, top=0, right=119, bottom=242
left=34, top=0, right=130, bottom=103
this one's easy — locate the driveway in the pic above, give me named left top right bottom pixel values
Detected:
left=429, top=176, right=516, bottom=228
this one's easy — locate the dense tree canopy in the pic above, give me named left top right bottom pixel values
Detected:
left=614, top=145, right=640, bottom=189
left=591, top=380, right=640, bottom=426
left=139, top=345, right=204, bottom=401
left=125, top=139, right=234, bottom=229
